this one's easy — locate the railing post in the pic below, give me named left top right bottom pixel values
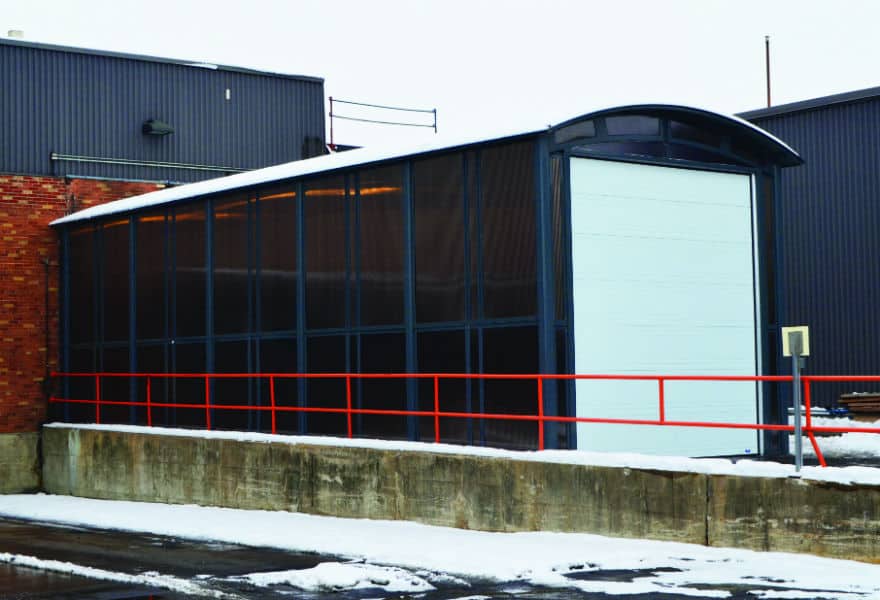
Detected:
left=803, top=379, right=827, bottom=467
left=345, top=375, right=353, bottom=439
left=146, top=376, right=152, bottom=427
left=434, top=375, right=440, bottom=443
left=95, top=374, right=101, bottom=425
left=658, top=378, right=666, bottom=422
left=204, top=375, right=212, bottom=431
left=538, top=376, right=545, bottom=451
left=270, top=375, right=277, bottom=435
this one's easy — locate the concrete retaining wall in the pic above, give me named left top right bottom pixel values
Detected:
left=42, top=426, right=880, bottom=562
left=0, top=432, right=40, bottom=493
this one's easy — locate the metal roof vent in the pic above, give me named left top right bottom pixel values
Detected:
left=142, top=119, right=174, bottom=136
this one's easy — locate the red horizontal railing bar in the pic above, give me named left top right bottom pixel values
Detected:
left=51, top=371, right=794, bottom=382
left=51, top=371, right=880, bottom=468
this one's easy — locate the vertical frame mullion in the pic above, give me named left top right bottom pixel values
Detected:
left=403, top=161, right=418, bottom=441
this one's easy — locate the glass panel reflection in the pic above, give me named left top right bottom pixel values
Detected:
left=68, top=227, right=95, bottom=344
left=259, top=185, right=297, bottom=332
left=214, top=194, right=250, bottom=335
left=305, top=177, right=347, bottom=330
left=101, top=219, right=129, bottom=342
left=174, top=204, right=206, bottom=338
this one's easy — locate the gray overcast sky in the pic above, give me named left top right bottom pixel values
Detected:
left=4, top=0, right=880, bottom=147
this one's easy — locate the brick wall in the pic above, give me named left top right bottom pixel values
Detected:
left=0, top=174, right=163, bottom=433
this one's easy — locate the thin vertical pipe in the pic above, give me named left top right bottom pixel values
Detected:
left=204, top=375, right=212, bottom=430
left=538, top=376, right=545, bottom=451
left=270, top=375, right=277, bottom=434
left=658, top=378, right=666, bottom=422
left=433, top=375, right=440, bottom=443
left=95, top=374, right=101, bottom=424
left=345, top=375, right=353, bottom=438
left=146, top=376, right=152, bottom=426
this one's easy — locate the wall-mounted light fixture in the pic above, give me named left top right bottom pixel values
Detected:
left=142, top=119, right=174, bottom=136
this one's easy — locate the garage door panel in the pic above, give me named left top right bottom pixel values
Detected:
left=570, top=158, right=759, bottom=457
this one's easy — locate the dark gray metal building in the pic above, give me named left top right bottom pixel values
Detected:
left=0, top=38, right=325, bottom=183
left=742, top=88, right=880, bottom=408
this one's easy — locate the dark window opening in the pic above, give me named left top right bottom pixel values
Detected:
left=605, top=115, right=660, bottom=136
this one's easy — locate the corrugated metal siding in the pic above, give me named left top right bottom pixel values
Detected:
left=0, top=42, right=325, bottom=182
left=750, top=100, right=880, bottom=406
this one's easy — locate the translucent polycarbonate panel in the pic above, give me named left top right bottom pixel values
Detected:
left=553, top=120, right=596, bottom=144
left=413, top=153, right=466, bottom=323
left=482, top=326, right=539, bottom=450
left=359, top=333, right=407, bottom=440
left=306, top=335, right=348, bottom=435
left=68, top=227, right=95, bottom=344
left=479, top=142, right=537, bottom=319
left=569, top=158, right=759, bottom=457
left=213, top=340, right=250, bottom=431
left=101, top=219, right=129, bottom=342
left=259, top=337, right=298, bottom=433
left=136, top=212, right=166, bottom=341
left=605, top=115, right=660, bottom=136
left=305, top=176, right=347, bottom=330
left=258, top=185, right=297, bottom=332
left=358, top=165, right=405, bottom=326
left=174, top=204, right=206, bottom=338
left=99, top=345, right=130, bottom=423
left=170, top=341, right=206, bottom=429
left=213, top=194, right=251, bottom=335
left=417, top=329, right=468, bottom=444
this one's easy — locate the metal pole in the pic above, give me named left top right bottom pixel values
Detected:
left=789, top=331, right=803, bottom=471
left=765, top=35, right=772, bottom=107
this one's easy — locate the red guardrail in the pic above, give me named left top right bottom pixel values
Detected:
left=48, top=372, right=880, bottom=467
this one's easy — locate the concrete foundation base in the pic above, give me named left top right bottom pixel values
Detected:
left=0, top=432, right=40, bottom=493
left=41, top=426, right=880, bottom=563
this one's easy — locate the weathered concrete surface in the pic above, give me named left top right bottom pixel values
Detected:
left=708, top=474, right=880, bottom=562
left=42, top=426, right=706, bottom=544
left=0, top=432, right=40, bottom=493
left=41, top=426, right=880, bottom=562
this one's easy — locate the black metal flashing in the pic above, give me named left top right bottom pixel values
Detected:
left=739, top=85, right=880, bottom=120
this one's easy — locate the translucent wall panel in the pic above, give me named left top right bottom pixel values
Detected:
left=214, top=194, right=251, bottom=335
left=101, top=219, right=129, bottom=342
left=358, top=166, right=404, bottom=326
left=482, top=326, right=539, bottom=449
left=213, top=340, right=250, bottom=431
left=99, top=345, right=130, bottom=423
left=136, top=212, right=166, bottom=340
left=305, top=176, right=347, bottom=330
left=259, top=186, right=297, bottom=332
left=68, top=227, right=95, bottom=344
left=306, top=335, right=347, bottom=435
left=136, top=344, right=167, bottom=424
left=174, top=204, right=206, bottom=338
left=480, top=142, right=537, bottom=318
left=413, top=154, right=466, bottom=323
left=171, top=341, right=206, bottom=428
left=359, top=333, right=407, bottom=439
left=259, top=337, right=298, bottom=433
left=417, top=329, right=468, bottom=443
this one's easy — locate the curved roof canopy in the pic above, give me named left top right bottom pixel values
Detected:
left=53, top=104, right=801, bottom=227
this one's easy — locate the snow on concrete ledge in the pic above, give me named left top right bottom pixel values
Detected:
left=45, top=422, right=880, bottom=486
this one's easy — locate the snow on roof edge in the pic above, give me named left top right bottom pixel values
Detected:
left=50, top=123, right=547, bottom=227
left=51, top=103, right=800, bottom=227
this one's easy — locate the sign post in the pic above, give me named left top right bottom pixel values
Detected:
left=782, top=326, right=810, bottom=472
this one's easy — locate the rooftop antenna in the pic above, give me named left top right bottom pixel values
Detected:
left=765, top=35, right=772, bottom=107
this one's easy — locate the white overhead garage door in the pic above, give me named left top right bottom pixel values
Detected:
left=570, top=158, right=760, bottom=457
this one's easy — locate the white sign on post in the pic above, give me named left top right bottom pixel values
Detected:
left=781, top=326, right=810, bottom=357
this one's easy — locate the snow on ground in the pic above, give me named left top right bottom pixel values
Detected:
left=799, top=416, right=880, bottom=458
left=1, top=494, right=880, bottom=598
left=233, top=561, right=434, bottom=593
left=0, top=551, right=232, bottom=598
left=46, top=422, right=880, bottom=485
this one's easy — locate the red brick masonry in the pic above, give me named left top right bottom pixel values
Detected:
left=0, top=175, right=163, bottom=433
